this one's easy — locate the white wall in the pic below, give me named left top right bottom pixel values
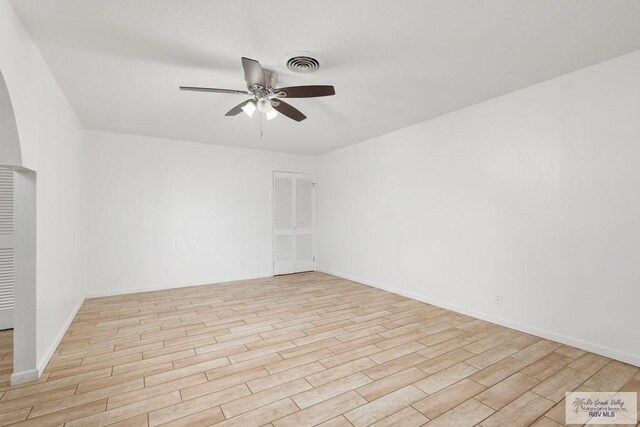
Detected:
left=84, top=130, right=315, bottom=296
left=0, top=72, right=21, bottom=166
left=317, top=50, right=640, bottom=366
left=0, top=0, right=86, bottom=379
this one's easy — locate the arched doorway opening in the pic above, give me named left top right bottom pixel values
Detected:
left=0, top=69, right=38, bottom=385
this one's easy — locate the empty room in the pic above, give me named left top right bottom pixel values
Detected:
left=0, top=0, right=639, bottom=426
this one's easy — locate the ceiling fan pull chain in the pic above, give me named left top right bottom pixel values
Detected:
left=260, top=113, right=264, bottom=139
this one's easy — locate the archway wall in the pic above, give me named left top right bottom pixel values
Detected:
left=1, top=1, right=87, bottom=381
left=0, top=72, right=21, bottom=166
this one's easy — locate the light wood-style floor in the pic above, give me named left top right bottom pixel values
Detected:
left=0, top=272, right=638, bottom=426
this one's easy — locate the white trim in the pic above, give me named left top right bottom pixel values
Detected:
left=36, top=296, right=84, bottom=376
left=318, top=269, right=640, bottom=368
left=86, top=273, right=270, bottom=299
left=10, top=368, right=38, bottom=385
left=12, top=168, right=37, bottom=381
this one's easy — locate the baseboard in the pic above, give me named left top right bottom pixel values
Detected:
left=318, top=269, right=640, bottom=368
left=10, top=368, right=39, bottom=386
left=86, top=273, right=271, bottom=298
left=37, top=296, right=85, bottom=376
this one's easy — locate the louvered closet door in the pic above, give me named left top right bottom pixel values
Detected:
left=273, top=172, right=315, bottom=275
left=273, top=173, right=295, bottom=275
left=0, top=168, right=13, bottom=330
left=293, top=175, right=314, bottom=273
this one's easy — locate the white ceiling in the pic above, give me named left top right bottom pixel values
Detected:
left=10, top=0, right=640, bottom=155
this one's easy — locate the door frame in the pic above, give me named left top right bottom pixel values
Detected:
left=270, top=169, right=316, bottom=276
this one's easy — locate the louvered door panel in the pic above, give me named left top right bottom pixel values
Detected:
left=273, top=174, right=295, bottom=275
left=0, top=168, right=13, bottom=330
left=274, top=176, right=293, bottom=230
left=0, top=249, right=13, bottom=310
left=295, top=234, right=313, bottom=260
left=295, top=178, right=313, bottom=228
left=294, top=177, right=314, bottom=272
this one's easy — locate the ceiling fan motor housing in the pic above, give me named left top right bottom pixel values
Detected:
left=263, top=69, right=278, bottom=92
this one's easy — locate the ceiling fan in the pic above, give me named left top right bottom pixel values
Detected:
left=180, top=57, right=335, bottom=122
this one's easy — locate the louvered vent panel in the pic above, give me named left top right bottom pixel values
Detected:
left=295, top=179, right=313, bottom=228
left=0, top=168, right=13, bottom=313
left=0, top=169, right=12, bottom=235
left=274, top=176, right=293, bottom=230
left=275, top=235, right=293, bottom=263
left=0, top=249, right=13, bottom=309
left=295, top=234, right=313, bottom=261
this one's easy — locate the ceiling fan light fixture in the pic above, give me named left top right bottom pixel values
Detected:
left=266, top=109, right=279, bottom=120
left=256, top=98, right=271, bottom=113
left=241, top=101, right=256, bottom=117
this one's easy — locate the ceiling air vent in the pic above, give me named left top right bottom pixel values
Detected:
left=285, top=53, right=321, bottom=73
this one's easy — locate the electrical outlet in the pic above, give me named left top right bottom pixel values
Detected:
left=495, top=293, right=503, bottom=305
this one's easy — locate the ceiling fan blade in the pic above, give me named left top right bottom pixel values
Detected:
left=274, top=85, right=336, bottom=98
left=225, top=99, right=254, bottom=116
left=271, top=99, right=307, bottom=122
left=180, top=86, right=250, bottom=95
left=241, top=57, right=266, bottom=88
